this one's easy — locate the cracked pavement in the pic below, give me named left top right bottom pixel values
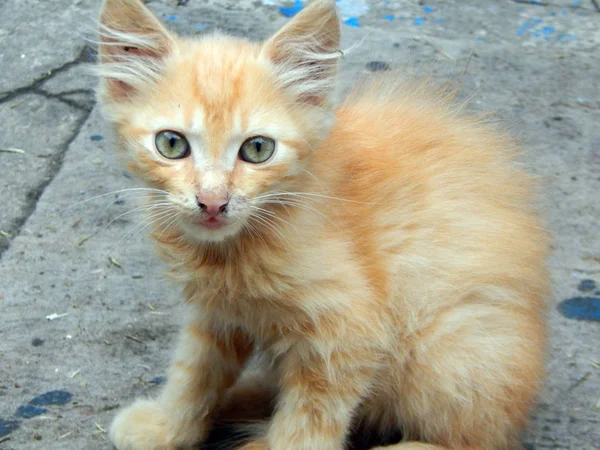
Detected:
left=0, top=1, right=599, bottom=449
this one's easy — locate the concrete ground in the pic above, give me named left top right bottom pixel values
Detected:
left=0, top=0, right=599, bottom=449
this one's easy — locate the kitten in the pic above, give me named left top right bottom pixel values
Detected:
left=96, top=0, right=550, bottom=449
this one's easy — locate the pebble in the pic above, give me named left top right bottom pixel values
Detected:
left=31, top=338, right=45, bottom=347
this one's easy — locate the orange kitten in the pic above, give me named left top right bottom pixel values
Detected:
left=96, top=1, right=550, bottom=449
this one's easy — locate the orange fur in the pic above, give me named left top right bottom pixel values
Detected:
left=98, top=1, right=550, bottom=449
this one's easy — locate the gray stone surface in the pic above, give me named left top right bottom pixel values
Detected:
left=0, top=0, right=97, bottom=93
left=0, top=1, right=598, bottom=449
left=0, top=94, right=91, bottom=253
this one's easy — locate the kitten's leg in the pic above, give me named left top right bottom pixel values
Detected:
left=239, top=343, right=378, bottom=450
left=373, top=303, right=545, bottom=450
left=110, top=316, right=253, bottom=450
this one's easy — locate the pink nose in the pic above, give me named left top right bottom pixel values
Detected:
left=196, top=193, right=229, bottom=217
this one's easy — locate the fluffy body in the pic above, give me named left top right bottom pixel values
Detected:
left=97, top=1, right=550, bottom=449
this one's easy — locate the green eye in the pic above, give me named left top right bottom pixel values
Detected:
left=239, top=136, right=276, bottom=164
left=155, top=131, right=190, bottom=159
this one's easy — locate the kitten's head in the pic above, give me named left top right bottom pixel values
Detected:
left=96, top=0, right=340, bottom=243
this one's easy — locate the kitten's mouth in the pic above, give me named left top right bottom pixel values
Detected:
left=192, top=216, right=228, bottom=230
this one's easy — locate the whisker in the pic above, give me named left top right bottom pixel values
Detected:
left=261, top=199, right=332, bottom=225
left=156, top=213, right=181, bottom=241
left=248, top=213, right=290, bottom=247
left=256, top=191, right=372, bottom=204
left=250, top=207, right=300, bottom=234
left=102, top=202, right=173, bottom=230
left=54, top=188, right=170, bottom=214
left=113, top=209, right=176, bottom=251
left=242, top=222, right=268, bottom=247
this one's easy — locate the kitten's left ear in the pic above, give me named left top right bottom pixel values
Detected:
left=262, top=0, right=341, bottom=107
left=97, top=0, right=176, bottom=102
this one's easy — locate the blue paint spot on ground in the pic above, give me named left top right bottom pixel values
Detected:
left=165, top=15, right=178, bottom=21
left=516, top=22, right=533, bottom=36
left=475, top=37, right=485, bottom=42
left=114, top=199, right=125, bottom=205
left=558, top=297, right=600, bottom=321
left=151, top=376, right=167, bottom=385
left=15, top=405, right=48, bottom=419
left=516, top=6, right=525, bottom=11
left=423, top=6, right=434, bottom=12
left=413, top=17, right=424, bottom=26
left=542, top=26, right=555, bottom=35
left=557, top=33, right=577, bottom=42
left=79, top=190, right=86, bottom=195
left=279, top=0, right=304, bottom=18
left=341, top=17, right=359, bottom=27
left=384, top=14, right=395, bottom=21
left=194, top=24, right=210, bottom=31
left=0, top=418, right=20, bottom=438
left=90, top=135, right=103, bottom=141
left=344, top=17, right=360, bottom=27
left=435, top=17, right=445, bottom=23
left=578, top=279, right=597, bottom=292
left=29, top=390, right=72, bottom=406
left=571, top=0, right=581, bottom=6
left=532, top=17, right=543, bottom=23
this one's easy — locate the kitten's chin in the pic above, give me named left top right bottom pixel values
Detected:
left=179, top=219, right=244, bottom=244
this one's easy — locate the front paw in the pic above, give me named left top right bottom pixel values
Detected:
left=110, top=399, right=207, bottom=450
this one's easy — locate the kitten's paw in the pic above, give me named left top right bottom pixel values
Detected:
left=110, top=399, right=206, bottom=450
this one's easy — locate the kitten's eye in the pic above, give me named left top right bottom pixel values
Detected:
left=239, top=136, right=276, bottom=164
left=155, top=131, right=190, bottom=159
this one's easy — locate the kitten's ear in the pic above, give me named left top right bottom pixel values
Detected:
left=97, top=0, right=176, bottom=102
left=262, top=0, right=341, bottom=107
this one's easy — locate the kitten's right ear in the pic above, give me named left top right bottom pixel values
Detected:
left=97, top=0, right=176, bottom=102
left=262, top=0, right=341, bottom=107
